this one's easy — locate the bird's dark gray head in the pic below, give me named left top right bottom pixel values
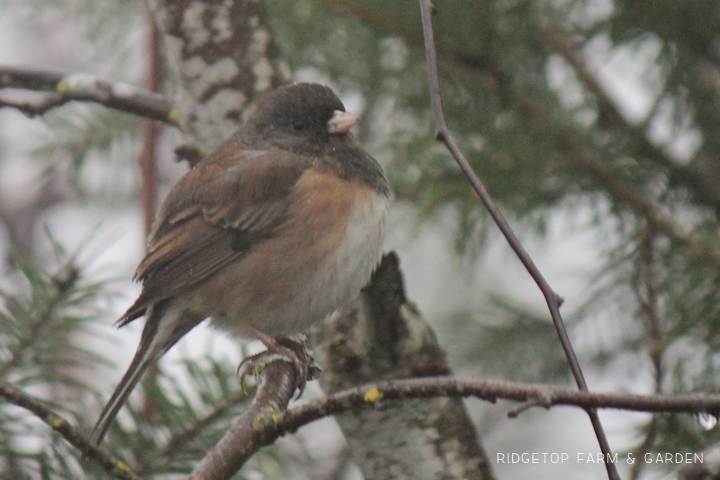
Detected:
left=237, top=83, right=350, bottom=154
left=234, top=83, right=389, bottom=195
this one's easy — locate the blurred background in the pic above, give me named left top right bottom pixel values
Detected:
left=0, top=0, right=719, bottom=479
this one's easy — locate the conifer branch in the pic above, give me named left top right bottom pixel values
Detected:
left=538, top=25, right=720, bottom=212
left=0, top=380, right=143, bottom=480
left=0, top=263, right=79, bottom=379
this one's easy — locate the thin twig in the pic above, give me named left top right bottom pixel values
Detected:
left=287, top=377, right=720, bottom=421
left=135, top=9, right=165, bottom=426
left=0, top=65, right=175, bottom=124
left=0, top=380, right=142, bottom=480
left=629, top=228, right=664, bottom=480
left=322, top=0, right=720, bottom=276
left=415, top=1, right=619, bottom=479
left=637, top=229, right=663, bottom=387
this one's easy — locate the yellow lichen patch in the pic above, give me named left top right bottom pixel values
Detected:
left=168, top=109, right=180, bottom=125
left=364, top=386, right=383, bottom=403
left=116, top=461, right=131, bottom=472
left=332, top=333, right=346, bottom=344
left=51, top=417, right=64, bottom=428
left=272, top=413, right=283, bottom=423
left=56, top=79, right=71, bottom=95
left=253, top=413, right=267, bottom=429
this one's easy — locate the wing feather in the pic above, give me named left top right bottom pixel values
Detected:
left=120, top=143, right=312, bottom=325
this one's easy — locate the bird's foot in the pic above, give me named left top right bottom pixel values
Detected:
left=237, top=334, right=320, bottom=399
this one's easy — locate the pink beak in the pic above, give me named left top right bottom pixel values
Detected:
left=327, top=110, right=359, bottom=134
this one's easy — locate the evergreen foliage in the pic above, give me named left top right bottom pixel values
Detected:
left=1, top=0, right=719, bottom=478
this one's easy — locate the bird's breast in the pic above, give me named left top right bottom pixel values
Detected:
left=206, top=167, right=389, bottom=338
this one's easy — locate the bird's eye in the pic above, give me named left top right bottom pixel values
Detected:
left=291, top=119, right=306, bottom=131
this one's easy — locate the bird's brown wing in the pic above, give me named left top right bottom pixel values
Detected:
left=119, top=142, right=312, bottom=326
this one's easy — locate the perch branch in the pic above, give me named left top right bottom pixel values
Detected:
left=190, top=376, right=720, bottom=479
left=189, top=359, right=298, bottom=480
left=7, top=372, right=720, bottom=480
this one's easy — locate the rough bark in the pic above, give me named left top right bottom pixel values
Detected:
left=316, top=253, right=495, bottom=480
left=148, top=0, right=287, bottom=150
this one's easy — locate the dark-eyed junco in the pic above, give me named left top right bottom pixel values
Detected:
left=90, top=83, right=390, bottom=445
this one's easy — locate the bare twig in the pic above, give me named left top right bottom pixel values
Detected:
left=629, top=228, right=664, bottom=480
left=322, top=0, right=720, bottom=276
left=0, top=65, right=175, bottom=124
left=637, top=229, right=663, bottom=386
left=0, top=380, right=142, bottom=480
left=285, top=377, right=720, bottom=422
left=415, top=1, right=619, bottom=479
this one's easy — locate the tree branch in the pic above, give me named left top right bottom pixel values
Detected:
left=286, top=377, right=720, bottom=422
left=572, top=142, right=720, bottom=272
left=182, top=376, right=720, bottom=479
left=138, top=9, right=164, bottom=236
left=0, top=380, right=142, bottom=480
left=0, top=65, right=175, bottom=124
left=7, top=369, right=720, bottom=480
left=189, top=359, right=298, bottom=480
left=415, top=2, right=619, bottom=479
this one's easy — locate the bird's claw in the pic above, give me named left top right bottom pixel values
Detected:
left=237, top=336, right=320, bottom=399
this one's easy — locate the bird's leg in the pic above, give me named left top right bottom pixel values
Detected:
left=237, top=328, right=318, bottom=398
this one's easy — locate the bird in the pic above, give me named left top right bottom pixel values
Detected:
left=90, top=82, right=391, bottom=445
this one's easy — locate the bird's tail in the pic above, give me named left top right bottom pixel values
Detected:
left=90, top=307, right=202, bottom=445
